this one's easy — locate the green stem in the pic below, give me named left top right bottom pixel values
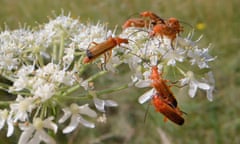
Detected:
left=0, top=101, right=12, bottom=106
left=97, top=84, right=129, bottom=96
left=0, top=72, right=15, bottom=82
left=60, top=84, right=129, bottom=100
left=62, top=70, right=107, bottom=97
left=0, top=82, right=11, bottom=90
left=37, top=51, right=44, bottom=67
left=59, top=35, right=65, bottom=61
left=53, top=42, right=57, bottom=63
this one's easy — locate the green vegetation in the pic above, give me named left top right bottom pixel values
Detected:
left=0, top=0, right=239, bottom=143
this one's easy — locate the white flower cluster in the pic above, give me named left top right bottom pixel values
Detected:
left=118, top=26, right=216, bottom=103
left=0, top=13, right=216, bottom=143
left=0, top=14, right=118, bottom=144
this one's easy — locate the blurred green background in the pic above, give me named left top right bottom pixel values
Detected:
left=0, top=0, right=239, bottom=143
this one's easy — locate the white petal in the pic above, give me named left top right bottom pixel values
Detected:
left=0, top=119, right=5, bottom=130
left=138, top=88, right=154, bottom=104
left=93, top=98, right=105, bottom=112
left=38, top=130, right=56, bottom=144
left=81, top=80, right=89, bottom=90
left=78, top=104, right=97, bottom=118
left=189, top=81, right=198, bottom=98
left=135, top=79, right=151, bottom=88
left=150, top=55, right=158, bottom=66
left=197, top=82, right=210, bottom=90
left=18, top=127, right=35, bottom=144
left=27, top=131, right=41, bottom=144
left=58, top=108, right=72, bottom=123
left=167, top=59, right=176, bottom=66
left=62, top=115, right=79, bottom=134
left=180, top=77, right=189, bottom=86
left=207, top=86, right=214, bottom=102
left=7, top=121, right=14, bottom=137
left=198, top=62, right=209, bottom=69
left=78, top=116, right=95, bottom=128
left=104, top=100, right=118, bottom=107
left=43, top=117, right=57, bottom=133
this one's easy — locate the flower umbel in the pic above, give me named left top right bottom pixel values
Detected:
left=0, top=11, right=216, bottom=142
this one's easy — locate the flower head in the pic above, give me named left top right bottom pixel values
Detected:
left=0, top=109, right=14, bottom=137
left=180, top=71, right=210, bottom=98
left=18, top=117, right=57, bottom=144
left=10, top=95, right=36, bottom=122
left=58, top=103, right=97, bottom=133
left=93, top=97, right=118, bottom=112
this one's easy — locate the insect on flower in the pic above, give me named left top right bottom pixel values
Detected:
left=139, top=66, right=185, bottom=125
left=122, top=18, right=152, bottom=29
left=82, top=37, right=129, bottom=64
left=152, top=93, right=184, bottom=125
left=150, top=66, right=178, bottom=108
left=140, top=11, right=165, bottom=25
left=122, top=11, right=164, bottom=29
left=150, top=17, right=183, bottom=49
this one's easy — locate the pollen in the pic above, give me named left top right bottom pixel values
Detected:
left=33, top=118, right=43, bottom=130
left=196, top=22, right=206, bottom=30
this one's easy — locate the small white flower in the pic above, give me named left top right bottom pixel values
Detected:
left=72, top=22, right=112, bottom=50
left=0, top=52, right=19, bottom=70
left=36, top=63, right=58, bottom=78
left=33, top=83, right=55, bottom=101
left=134, top=70, right=151, bottom=88
left=188, top=48, right=216, bottom=69
left=9, top=65, right=35, bottom=92
left=180, top=71, right=210, bottom=98
left=51, top=70, right=75, bottom=86
left=93, top=98, right=118, bottom=112
left=0, top=109, right=14, bottom=137
left=16, top=65, right=35, bottom=77
left=9, top=76, right=29, bottom=92
left=62, top=46, right=75, bottom=68
left=164, top=48, right=185, bottom=66
left=10, top=95, right=36, bottom=122
left=42, top=14, right=81, bottom=43
left=18, top=117, right=57, bottom=144
left=58, top=103, right=97, bottom=133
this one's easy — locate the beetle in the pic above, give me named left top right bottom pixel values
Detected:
left=140, top=11, right=165, bottom=25
left=152, top=93, right=184, bottom=125
left=122, top=18, right=151, bottom=29
left=83, top=37, right=129, bottom=64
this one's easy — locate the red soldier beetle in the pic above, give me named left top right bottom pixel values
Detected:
left=150, top=18, right=183, bottom=49
left=123, top=11, right=164, bottom=30
left=140, top=11, right=165, bottom=25
left=122, top=18, right=151, bottom=29
left=150, top=66, right=178, bottom=108
left=152, top=93, right=184, bottom=125
left=82, top=37, right=129, bottom=64
left=139, top=65, right=186, bottom=125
